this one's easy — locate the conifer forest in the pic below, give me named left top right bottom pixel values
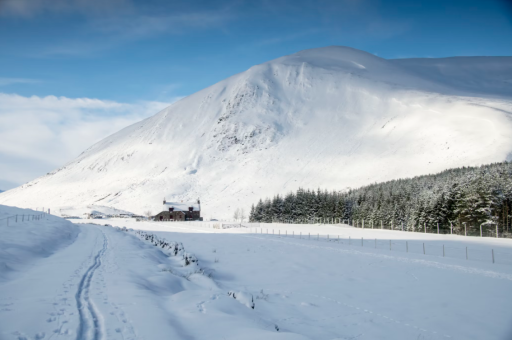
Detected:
left=249, top=162, right=512, bottom=237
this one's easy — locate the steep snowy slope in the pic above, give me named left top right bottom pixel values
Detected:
left=1, top=46, right=512, bottom=218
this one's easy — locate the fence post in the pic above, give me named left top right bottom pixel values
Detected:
left=424, top=223, right=426, bottom=233
left=423, top=243, right=425, bottom=255
left=492, top=249, right=495, bottom=264
left=443, top=245, right=445, bottom=257
left=437, top=222, right=439, bottom=234
left=361, top=237, right=363, bottom=246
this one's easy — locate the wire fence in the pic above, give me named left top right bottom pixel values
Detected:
left=246, top=227, right=512, bottom=266
left=0, top=213, right=46, bottom=227
left=134, top=220, right=512, bottom=266
left=264, top=219, right=512, bottom=239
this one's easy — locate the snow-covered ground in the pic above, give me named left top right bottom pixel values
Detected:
left=2, top=203, right=512, bottom=340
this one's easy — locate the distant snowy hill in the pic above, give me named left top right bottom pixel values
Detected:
left=1, top=46, right=512, bottom=218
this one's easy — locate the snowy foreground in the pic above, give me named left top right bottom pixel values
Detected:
left=1, top=207, right=512, bottom=339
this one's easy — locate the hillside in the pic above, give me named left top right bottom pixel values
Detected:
left=1, top=46, right=512, bottom=218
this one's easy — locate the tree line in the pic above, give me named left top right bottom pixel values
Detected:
left=249, top=161, right=512, bottom=236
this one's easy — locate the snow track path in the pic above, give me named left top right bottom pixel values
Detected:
left=0, top=222, right=183, bottom=340
left=75, top=230, right=107, bottom=340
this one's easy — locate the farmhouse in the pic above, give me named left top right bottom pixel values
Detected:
left=154, top=199, right=202, bottom=221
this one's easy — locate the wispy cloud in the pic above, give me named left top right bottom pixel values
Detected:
left=0, top=0, right=131, bottom=17
left=90, top=10, right=232, bottom=38
left=0, top=93, right=177, bottom=189
left=13, top=2, right=234, bottom=57
left=0, top=78, right=40, bottom=86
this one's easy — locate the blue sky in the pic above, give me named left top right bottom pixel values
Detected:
left=0, top=0, right=511, bottom=189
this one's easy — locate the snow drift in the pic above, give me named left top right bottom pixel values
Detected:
left=1, top=46, right=512, bottom=218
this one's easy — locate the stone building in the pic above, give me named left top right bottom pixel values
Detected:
left=154, top=199, right=202, bottom=221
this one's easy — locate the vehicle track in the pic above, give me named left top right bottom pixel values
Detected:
left=75, top=229, right=108, bottom=340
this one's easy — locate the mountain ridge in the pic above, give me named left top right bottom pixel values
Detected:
left=1, top=46, right=512, bottom=218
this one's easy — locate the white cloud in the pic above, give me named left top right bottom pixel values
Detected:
left=0, top=93, right=177, bottom=189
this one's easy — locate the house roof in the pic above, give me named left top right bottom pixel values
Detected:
left=163, top=201, right=200, bottom=212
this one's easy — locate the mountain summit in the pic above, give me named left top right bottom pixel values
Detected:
left=2, top=46, right=512, bottom=217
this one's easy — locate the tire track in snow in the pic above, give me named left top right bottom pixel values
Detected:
left=75, top=229, right=107, bottom=340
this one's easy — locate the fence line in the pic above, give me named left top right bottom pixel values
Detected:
left=261, top=218, right=512, bottom=239
left=0, top=213, right=46, bottom=227
left=245, top=226, right=512, bottom=266
left=154, top=220, right=511, bottom=266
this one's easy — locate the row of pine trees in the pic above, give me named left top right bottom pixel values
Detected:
left=249, top=161, right=512, bottom=236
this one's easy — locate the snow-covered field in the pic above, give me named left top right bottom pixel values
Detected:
left=2, top=203, right=512, bottom=340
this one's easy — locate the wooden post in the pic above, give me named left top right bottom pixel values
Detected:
left=492, top=249, right=495, bottom=264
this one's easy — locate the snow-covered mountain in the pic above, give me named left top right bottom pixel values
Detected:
left=1, top=46, right=512, bottom=218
